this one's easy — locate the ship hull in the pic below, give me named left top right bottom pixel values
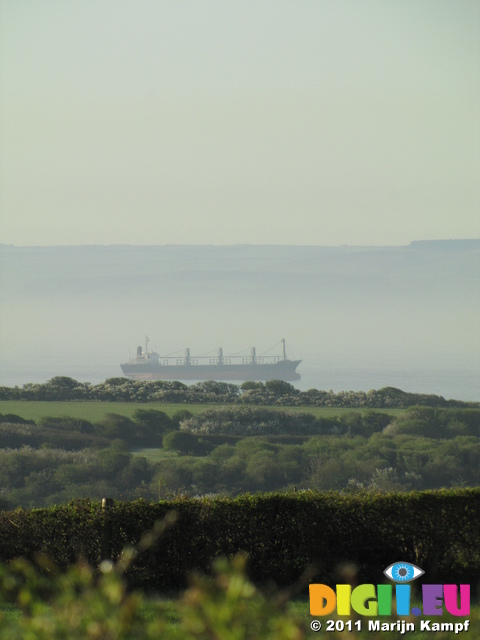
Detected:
left=120, top=360, right=301, bottom=382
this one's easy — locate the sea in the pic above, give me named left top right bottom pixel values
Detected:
left=1, top=358, right=478, bottom=403
left=1, top=242, right=478, bottom=403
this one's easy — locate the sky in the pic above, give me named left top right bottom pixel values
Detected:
left=0, top=0, right=479, bottom=247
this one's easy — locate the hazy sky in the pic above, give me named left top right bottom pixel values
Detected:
left=1, top=1, right=479, bottom=246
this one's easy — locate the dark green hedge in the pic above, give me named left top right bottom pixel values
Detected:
left=1, top=490, right=479, bottom=591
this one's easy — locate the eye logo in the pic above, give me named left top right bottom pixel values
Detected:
left=384, top=562, right=424, bottom=583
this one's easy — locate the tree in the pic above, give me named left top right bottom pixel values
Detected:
left=97, top=442, right=131, bottom=475
left=133, top=409, right=173, bottom=437
left=240, top=381, right=264, bottom=391
left=265, top=380, right=297, bottom=396
left=104, top=377, right=128, bottom=386
left=163, top=431, right=200, bottom=455
left=193, top=380, right=240, bottom=396
left=39, top=416, right=95, bottom=434
left=99, top=414, right=137, bottom=443
left=170, top=409, right=194, bottom=429
left=47, top=376, right=80, bottom=390
left=44, top=377, right=88, bottom=400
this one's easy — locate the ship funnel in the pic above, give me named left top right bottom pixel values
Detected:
left=137, top=346, right=142, bottom=357
left=251, top=347, right=256, bottom=364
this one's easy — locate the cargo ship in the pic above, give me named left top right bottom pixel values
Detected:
left=120, top=338, right=301, bottom=381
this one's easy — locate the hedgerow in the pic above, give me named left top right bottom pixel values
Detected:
left=0, top=490, right=479, bottom=591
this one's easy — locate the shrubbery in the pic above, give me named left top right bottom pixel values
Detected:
left=1, top=406, right=480, bottom=507
left=179, top=407, right=392, bottom=436
left=0, top=554, right=306, bottom=639
left=1, top=377, right=478, bottom=408
left=1, top=491, right=479, bottom=590
left=2, top=503, right=480, bottom=639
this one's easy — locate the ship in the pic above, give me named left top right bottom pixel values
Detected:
left=120, top=338, right=301, bottom=381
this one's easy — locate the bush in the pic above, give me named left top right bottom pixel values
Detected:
left=0, top=538, right=305, bottom=639
left=163, top=431, right=209, bottom=456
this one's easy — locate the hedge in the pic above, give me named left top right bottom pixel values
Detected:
left=0, top=490, right=479, bottom=591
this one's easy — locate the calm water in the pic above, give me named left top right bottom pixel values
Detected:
left=1, top=356, right=478, bottom=403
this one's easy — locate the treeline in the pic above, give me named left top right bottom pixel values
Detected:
left=1, top=406, right=480, bottom=509
left=1, top=376, right=477, bottom=408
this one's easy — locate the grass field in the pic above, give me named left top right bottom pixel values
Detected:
left=0, top=400, right=404, bottom=423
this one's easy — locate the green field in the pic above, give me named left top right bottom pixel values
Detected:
left=0, top=400, right=404, bottom=423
